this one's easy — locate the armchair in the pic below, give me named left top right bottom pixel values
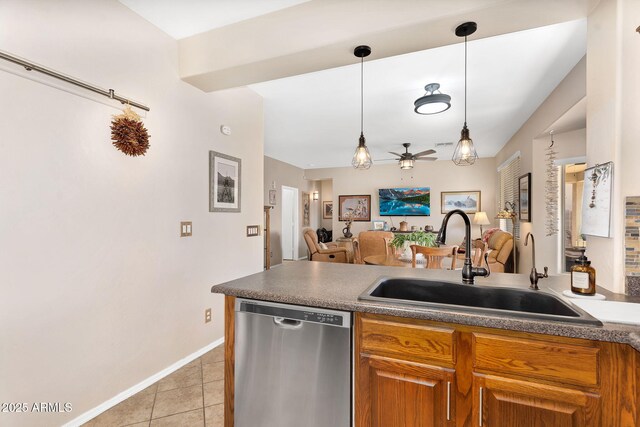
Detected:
left=303, top=228, right=348, bottom=263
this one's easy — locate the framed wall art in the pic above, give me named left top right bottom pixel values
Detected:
left=209, top=151, right=241, bottom=212
left=302, top=192, right=310, bottom=226
left=518, top=173, right=531, bottom=222
left=441, top=191, right=480, bottom=214
left=581, top=162, right=613, bottom=237
left=323, top=201, right=333, bottom=219
left=379, top=187, right=430, bottom=216
left=338, top=195, right=371, bottom=221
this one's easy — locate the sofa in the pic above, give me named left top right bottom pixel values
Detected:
left=483, top=228, right=514, bottom=273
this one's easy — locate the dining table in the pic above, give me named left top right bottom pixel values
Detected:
left=363, top=246, right=458, bottom=269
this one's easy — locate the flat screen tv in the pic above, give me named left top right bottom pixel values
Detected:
left=379, top=187, right=430, bottom=216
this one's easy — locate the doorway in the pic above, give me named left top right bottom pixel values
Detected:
left=562, top=162, right=586, bottom=272
left=281, top=186, right=299, bottom=260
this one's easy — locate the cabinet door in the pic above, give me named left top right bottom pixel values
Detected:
left=357, top=354, right=455, bottom=427
left=473, top=374, right=601, bottom=427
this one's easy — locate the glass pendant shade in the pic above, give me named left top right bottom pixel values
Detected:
left=452, top=124, right=478, bottom=166
left=352, top=133, right=372, bottom=169
left=399, top=158, right=414, bottom=170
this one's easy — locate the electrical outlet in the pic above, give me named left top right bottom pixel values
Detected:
left=205, top=308, right=212, bottom=323
left=181, top=221, right=192, bottom=237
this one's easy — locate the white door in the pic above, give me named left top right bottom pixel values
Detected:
left=282, top=186, right=299, bottom=260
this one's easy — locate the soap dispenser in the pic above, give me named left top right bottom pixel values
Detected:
left=570, top=254, right=596, bottom=295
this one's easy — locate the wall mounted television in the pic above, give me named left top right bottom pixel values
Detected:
left=378, top=187, right=430, bottom=216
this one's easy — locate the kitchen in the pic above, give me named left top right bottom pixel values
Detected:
left=2, top=1, right=639, bottom=426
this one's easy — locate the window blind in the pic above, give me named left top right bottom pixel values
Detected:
left=498, top=155, right=521, bottom=238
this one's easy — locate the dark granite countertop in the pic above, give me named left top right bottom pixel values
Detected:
left=211, top=261, right=640, bottom=352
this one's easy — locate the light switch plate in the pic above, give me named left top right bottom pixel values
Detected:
left=181, top=221, right=192, bottom=237
left=246, top=225, right=260, bottom=237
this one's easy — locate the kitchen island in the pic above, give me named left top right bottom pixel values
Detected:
left=212, top=261, right=640, bottom=426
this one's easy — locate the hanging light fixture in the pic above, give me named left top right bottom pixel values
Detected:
left=352, top=45, right=373, bottom=169
left=414, top=83, right=451, bottom=115
left=452, top=22, right=478, bottom=166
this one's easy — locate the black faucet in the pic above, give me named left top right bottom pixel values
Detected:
left=524, top=232, right=548, bottom=290
left=436, top=209, right=490, bottom=284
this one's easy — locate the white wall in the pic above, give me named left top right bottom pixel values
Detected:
left=320, top=179, right=333, bottom=230
left=585, top=0, right=640, bottom=293
left=305, top=158, right=497, bottom=246
left=0, top=2, right=263, bottom=426
left=494, top=57, right=586, bottom=273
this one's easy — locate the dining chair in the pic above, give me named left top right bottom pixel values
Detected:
left=355, top=231, right=395, bottom=264
left=410, top=245, right=459, bottom=269
left=470, top=239, right=488, bottom=267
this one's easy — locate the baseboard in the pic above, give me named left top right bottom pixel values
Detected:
left=63, top=337, right=224, bottom=427
left=295, top=256, right=308, bottom=261
left=269, top=263, right=283, bottom=269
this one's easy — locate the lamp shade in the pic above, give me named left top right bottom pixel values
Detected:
left=473, top=211, right=490, bottom=226
left=399, top=158, right=414, bottom=170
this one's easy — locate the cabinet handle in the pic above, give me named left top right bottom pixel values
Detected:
left=446, top=381, right=451, bottom=421
left=479, top=386, right=483, bottom=426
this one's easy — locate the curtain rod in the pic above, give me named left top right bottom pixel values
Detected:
left=0, top=50, right=150, bottom=112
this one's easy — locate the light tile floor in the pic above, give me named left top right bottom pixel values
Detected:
left=83, top=346, right=224, bottom=427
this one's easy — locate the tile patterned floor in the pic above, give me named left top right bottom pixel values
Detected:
left=83, top=346, right=224, bottom=427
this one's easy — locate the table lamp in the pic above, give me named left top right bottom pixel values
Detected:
left=473, top=211, right=490, bottom=237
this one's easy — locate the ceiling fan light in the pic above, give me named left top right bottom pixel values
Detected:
left=452, top=125, right=478, bottom=166
left=352, top=133, right=372, bottom=169
left=399, top=158, right=414, bottom=170
left=414, top=84, right=451, bottom=115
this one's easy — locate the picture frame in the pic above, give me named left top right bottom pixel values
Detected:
left=338, top=195, right=371, bottom=221
left=268, top=189, right=276, bottom=205
left=209, top=151, right=241, bottom=212
left=323, top=201, right=333, bottom=219
left=518, top=173, right=531, bottom=222
left=302, top=192, right=310, bottom=226
left=441, top=191, right=481, bottom=214
left=372, top=220, right=385, bottom=231
left=581, top=162, right=613, bottom=237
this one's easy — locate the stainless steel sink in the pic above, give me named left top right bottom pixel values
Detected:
left=359, top=277, right=601, bottom=325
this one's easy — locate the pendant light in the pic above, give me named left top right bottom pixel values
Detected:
left=452, top=22, right=478, bottom=166
left=352, top=45, right=373, bottom=169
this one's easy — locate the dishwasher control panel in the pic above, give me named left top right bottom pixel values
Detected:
left=239, top=300, right=348, bottom=327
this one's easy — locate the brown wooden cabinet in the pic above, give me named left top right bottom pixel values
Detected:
left=355, top=312, right=638, bottom=427
left=359, top=354, right=454, bottom=427
left=473, top=374, right=600, bottom=427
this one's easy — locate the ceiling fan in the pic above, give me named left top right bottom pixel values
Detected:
left=384, top=143, right=437, bottom=169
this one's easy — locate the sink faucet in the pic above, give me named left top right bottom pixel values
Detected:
left=436, top=209, right=490, bottom=284
left=524, top=232, right=548, bottom=290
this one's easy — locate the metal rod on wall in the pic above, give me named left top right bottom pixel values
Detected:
left=0, top=50, right=150, bottom=112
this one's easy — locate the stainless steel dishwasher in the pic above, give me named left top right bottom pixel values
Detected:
left=234, top=298, right=351, bottom=427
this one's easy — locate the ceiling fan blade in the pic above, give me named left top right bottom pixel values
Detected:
left=412, top=149, right=436, bottom=157
left=416, top=157, right=438, bottom=161
left=377, top=158, right=398, bottom=162
left=388, top=152, right=403, bottom=157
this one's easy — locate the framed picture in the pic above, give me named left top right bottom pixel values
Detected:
left=323, top=201, right=333, bottom=219
left=209, top=151, right=241, bottom=212
left=268, top=189, right=276, bottom=205
left=441, top=191, right=481, bottom=214
left=338, top=195, right=371, bottom=221
left=372, top=220, right=385, bottom=231
left=302, top=192, right=310, bottom=226
left=518, top=173, right=531, bottom=222
left=581, top=162, right=613, bottom=237
left=379, top=187, right=430, bottom=216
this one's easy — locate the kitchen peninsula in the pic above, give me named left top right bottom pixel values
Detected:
left=211, top=262, right=640, bottom=426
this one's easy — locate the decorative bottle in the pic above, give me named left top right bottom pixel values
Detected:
left=570, top=254, right=596, bottom=295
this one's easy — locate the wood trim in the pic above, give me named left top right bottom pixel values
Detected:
left=224, top=295, right=235, bottom=427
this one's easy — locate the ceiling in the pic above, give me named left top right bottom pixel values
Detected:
left=120, top=1, right=589, bottom=170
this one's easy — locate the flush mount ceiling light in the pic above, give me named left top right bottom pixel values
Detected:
left=452, top=21, right=479, bottom=166
left=414, top=83, right=451, bottom=115
left=352, top=45, right=373, bottom=170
